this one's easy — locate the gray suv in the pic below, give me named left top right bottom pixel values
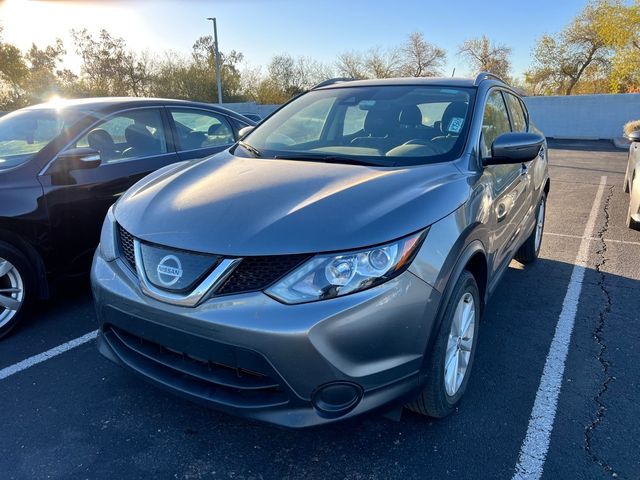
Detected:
left=91, top=73, right=549, bottom=428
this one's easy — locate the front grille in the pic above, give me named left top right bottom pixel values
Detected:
left=116, top=223, right=309, bottom=296
left=103, top=325, right=289, bottom=408
left=118, top=225, right=136, bottom=268
left=217, top=254, right=311, bottom=295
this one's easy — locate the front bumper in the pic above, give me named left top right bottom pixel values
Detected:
left=91, top=252, right=441, bottom=428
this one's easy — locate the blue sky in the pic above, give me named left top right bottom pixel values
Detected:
left=0, top=0, right=590, bottom=78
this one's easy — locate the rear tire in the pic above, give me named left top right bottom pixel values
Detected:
left=0, top=241, right=34, bottom=340
left=407, top=270, right=480, bottom=418
left=515, top=193, right=546, bottom=265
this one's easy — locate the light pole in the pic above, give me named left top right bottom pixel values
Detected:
left=206, top=17, right=223, bottom=104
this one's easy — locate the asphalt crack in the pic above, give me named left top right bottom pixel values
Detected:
left=584, top=185, right=619, bottom=478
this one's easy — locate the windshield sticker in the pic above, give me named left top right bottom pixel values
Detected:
left=448, top=117, right=464, bottom=134
left=358, top=100, right=376, bottom=109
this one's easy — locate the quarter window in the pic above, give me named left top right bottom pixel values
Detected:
left=169, top=109, right=235, bottom=151
left=73, top=109, right=167, bottom=163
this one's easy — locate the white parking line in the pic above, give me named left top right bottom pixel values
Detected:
left=0, top=330, right=98, bottom=381
left=512, top=176, right=607, bottom=480
left=545, top=231, right=640, bottom=247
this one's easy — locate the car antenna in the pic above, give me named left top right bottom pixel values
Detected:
left=451, top=68, right=456, bottom=77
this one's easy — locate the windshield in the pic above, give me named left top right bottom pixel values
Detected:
left=238, top=85, right=475, bottom=166
left=0, top=108, right=82, bottom=170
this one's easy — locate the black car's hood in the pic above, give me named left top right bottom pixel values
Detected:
left=115, top=151, right=470, bottom=256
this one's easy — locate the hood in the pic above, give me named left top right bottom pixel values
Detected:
left=115, top=151, right=470, bottom=256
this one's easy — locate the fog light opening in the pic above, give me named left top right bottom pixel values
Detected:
left=312, top=382, right=363, bottom=417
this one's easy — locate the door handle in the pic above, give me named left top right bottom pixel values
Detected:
left=520, top=163, right=529, bottom=176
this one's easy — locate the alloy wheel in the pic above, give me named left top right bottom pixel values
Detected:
left=444, top=291, right=476, bottom=397
left=0, top=257, right=25, bottom=328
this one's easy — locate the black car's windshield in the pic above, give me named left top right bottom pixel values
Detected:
left=237, top=85, right=475, bottom=166
left=0, top=108, right=82, bottom=170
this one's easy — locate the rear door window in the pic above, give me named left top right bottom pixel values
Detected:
left=169, top=109, right=235, bottom=151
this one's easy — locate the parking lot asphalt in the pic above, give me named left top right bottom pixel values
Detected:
left=2, top=140, right=639, bottom=480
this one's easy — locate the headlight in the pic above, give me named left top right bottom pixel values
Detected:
left=266, top=230, right=427, bottom=304
left=98, top=205, right=117, bottom=261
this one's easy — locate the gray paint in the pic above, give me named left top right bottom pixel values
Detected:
left=91, top=77, right=550, bottom=428
left=115, top=152, right=470, bottom=256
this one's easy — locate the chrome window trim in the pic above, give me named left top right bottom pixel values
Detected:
left=133, top=239, right=242, bottom=307
left=38, top=106, right=174, bottom=177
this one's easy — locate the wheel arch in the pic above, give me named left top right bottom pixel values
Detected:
left=0, top=228, right=49, bottom=300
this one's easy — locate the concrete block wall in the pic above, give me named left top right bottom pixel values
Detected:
left=523, top=93, right=640, bottom=140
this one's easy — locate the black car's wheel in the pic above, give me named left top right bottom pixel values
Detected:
left=515, top=193, right=546, bottom=265
left=0, top=241, right=34, bottom=339
left=407, top=270, right=480, bottom=418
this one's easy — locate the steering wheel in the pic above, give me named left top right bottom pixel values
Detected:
left=401, top=139, right=445, bottom=155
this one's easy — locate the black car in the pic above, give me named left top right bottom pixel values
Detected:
left=0, top=97, right=255, bottom=338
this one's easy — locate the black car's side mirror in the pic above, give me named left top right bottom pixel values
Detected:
left=625, top=129, right=640, bottom=142
left=484, top=132, right=545, bottom=165
left=238, top=126, right=255, bottom=140
left=54, top=147, right=102, bottom=172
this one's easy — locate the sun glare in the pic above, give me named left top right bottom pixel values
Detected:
left=0, top=0, right=158, bottom=71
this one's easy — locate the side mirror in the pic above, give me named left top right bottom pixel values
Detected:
left=54, top=147, right=102, bottom=172
left=238, top=126, right=255, bottom=140
left=625, top=129, right=640, bottom=142
left=485, top=132, right=545, bottom=165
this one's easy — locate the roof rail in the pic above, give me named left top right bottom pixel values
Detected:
left=473, top=72, right=507, bottom=86
left=311, top=77, right=355, bottom=89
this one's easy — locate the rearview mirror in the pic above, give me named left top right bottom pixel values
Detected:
left=238, top=126, right=255, bottom=139
left=625, top=129, right=640, bottom=142
left=54, top=147, right=101, bottom=172
left=485, top=132, right=545, bottom=165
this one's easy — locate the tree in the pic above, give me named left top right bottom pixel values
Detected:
left=71, top=28, right=154, bottom=97
left=336, top=51, right=367, bottom=79
left=592, top=1, right=640, bottom=92
left=399, top=32, right=446, bottom=77
left=364, top=47, right=401, bottom=78
left=335, top=47, right=401, bottom=79
left=525, top=0, right=618, bottom=95
left=458, top=35, right=512, bottom=79
left=0, top=25, right=28, bottom=109
left=22, top=39, right=66, bottom=104
left=189, top=35, right=245, bottom=102
left=336, top=33, right=445, bottom=80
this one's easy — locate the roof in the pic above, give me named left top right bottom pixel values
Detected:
left=316, top=77, right=479, bottom=89
left=23, top=97, right=246, bottom=118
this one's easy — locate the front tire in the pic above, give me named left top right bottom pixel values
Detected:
left=0, top=241, right=34, bottom=339
left=407, top=270, right=480, bottom=418
left=627, top=200, right=640, bottom=231
left=623, top=170, right=630, bottom=193
left=515, top=193, right=546, bottom=265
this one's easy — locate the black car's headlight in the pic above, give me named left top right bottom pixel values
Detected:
left=98, top=205, right=117, bottom=261
left=265, top=230, right=427, bottom=304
